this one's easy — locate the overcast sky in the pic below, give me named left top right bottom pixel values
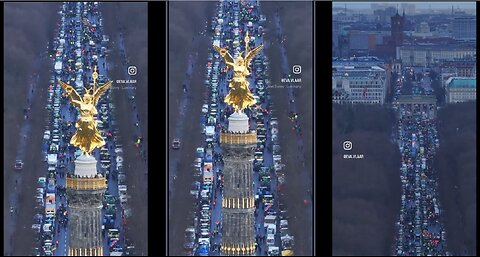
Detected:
left=333, top=2, right=476, bottom=10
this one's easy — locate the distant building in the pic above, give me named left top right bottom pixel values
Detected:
left=347, top=31, right=388, bottom=56
left=333, top=20, right=339, bottom=54
left=437, top=58, right=476, bottom=88
left=392, top=59, right=402, bottom=74
left=349, top=31, right=370, bottom=52
left=333, top=12, right=360, bottom=23
left=397, top=43, right=476, bottom=67
left=452, top=16, right=476, bottom=42
left=431, top=24, right=451, bottom=38
left=372, top=6, right=397, bottom=24
left=440, top=68, right=457, bottom=88
left=373, top=10, right=405, bottom=60
left=413, top=22, right=432, bottom=38
left=337, top=31, right=350, bottom=58
left=391, top=10, right=405, bottom=47
left=440, top=58, right=476, bottom=77
left=445, top=77, right=476, bottom=103
left=332, top=57, right=387, bottom=104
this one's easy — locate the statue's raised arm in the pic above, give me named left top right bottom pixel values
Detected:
left=58, top=80, right=83, bottom=108
left=214, top=45, right=235, bottom=68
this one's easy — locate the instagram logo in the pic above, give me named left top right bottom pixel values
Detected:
left=128, top=66, right=137, bottom=76
left=343, top=141, right=353, bottom=151
left=292, top=65, right=302, bottom=74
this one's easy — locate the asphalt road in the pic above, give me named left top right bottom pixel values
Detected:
left=4, top=56, right=51, bottom=256
left=167, top=2, right=216, bottom=255
left=100, top=3, right=149, bottom=255
left=107, top=24, right=149, bottom=257
left=167, top=31, right=213, bottom=257
left=4, top=6, right=59, bottom=255
left=261, top=2, right=313, bottom=255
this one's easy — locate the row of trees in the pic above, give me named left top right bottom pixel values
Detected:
left=333, top=104, right=401, bottom=255
left=434, top=102, right=476, bottom=255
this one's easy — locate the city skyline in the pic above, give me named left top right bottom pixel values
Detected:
left=333, top=2, right=476, bottom=11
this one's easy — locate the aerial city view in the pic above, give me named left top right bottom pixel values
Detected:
left=4, top=2, right=147, bottom=256
left=332, top=2, right=476, bottom=256
left=168, top=0, right=313, bottom=256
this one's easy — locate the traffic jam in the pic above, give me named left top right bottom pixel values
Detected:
left=29, top=2, right=134, bottom=256
left=177, top=1, right=294, bottom=256
left=393, top=68, right=450, bottom=256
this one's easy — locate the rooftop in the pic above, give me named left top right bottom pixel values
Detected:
left=448, top=77, right=476, bottom=89
left=333, top=57, right=386, bottom=71
left=333, top=66, right=386, bottom=79
left=400, top=43, right=476, bottom=50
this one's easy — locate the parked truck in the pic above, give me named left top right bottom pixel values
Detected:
left=45, top=203, right=56, bottom=216
left=203, top=173, right=214, bottom=187
left=264, top=215, right=276, bottom=232
left=54, top=61, right=62, bottom=74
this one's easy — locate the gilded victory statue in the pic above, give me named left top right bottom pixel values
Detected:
left=214, top=32, right=263, bottom=112
left=58, top=66, right=112, bottom=155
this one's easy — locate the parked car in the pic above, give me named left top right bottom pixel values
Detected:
left=15, top=160, right=24, bottom=170
left=172, top=138, right=181, bottom=149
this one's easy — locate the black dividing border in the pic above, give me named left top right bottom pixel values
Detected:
left=315, top=1, right=334, bottom=256
left=146, top=0, right=167, bottom=255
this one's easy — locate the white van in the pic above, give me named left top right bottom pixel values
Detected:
left=266, top=234, right=275, bottom=246
left=43, top=224, right=53, bottom=234
left=118, top=185, right=127, bottom=196
left=45, top=205, right=56, bottom=216
left=44, top=130, right=51, bottom=140
left=200, top=190, right=209, bottom=200
left=198, top=237, right=210, bottom=246
left=200, top=228, right=209, bottom=237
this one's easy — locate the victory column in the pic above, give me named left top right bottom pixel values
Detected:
left=59, top=66, right=112, bottom=256
left=215, top=32, right=263, bottom=256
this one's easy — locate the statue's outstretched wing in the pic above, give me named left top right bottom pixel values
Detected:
left=214, top=45, right=234, bottom=65
left=58, top=80, right=82, bottom=108
left=93, top=80, right=113, bottom=104
left=245, top=44, right=263, bottom=66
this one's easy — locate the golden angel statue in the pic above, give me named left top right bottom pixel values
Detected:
left=214, top=32, right=263, bottom=112
left=58, top=66, right=112, bottom=155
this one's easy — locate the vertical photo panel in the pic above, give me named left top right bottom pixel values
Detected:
left=4, top=2, right=148, bottom=256
left=332, top=2, right=476, bottom=256
left=168, top=0, right=314, bottom=256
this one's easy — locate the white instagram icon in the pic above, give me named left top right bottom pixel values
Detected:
left=343, top=141, right=353, bottom=151
left=128, top=66, right=137, bottom=76
left=292, top=65, right=302, bottom=74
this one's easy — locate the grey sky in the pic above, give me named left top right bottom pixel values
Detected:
left=333, top=2, right=476, bottom=10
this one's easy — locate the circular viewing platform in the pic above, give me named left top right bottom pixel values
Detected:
left=66, top=177, right=107, bottom=190
left=220, top=131, right=257, bottom=145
